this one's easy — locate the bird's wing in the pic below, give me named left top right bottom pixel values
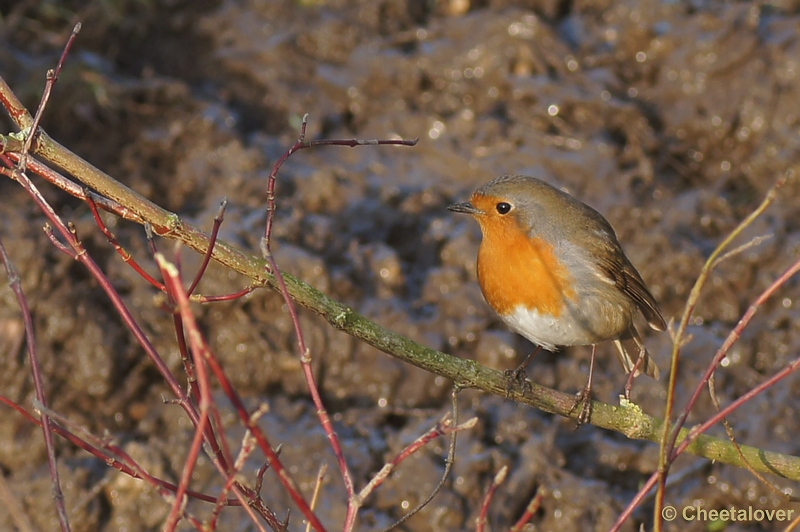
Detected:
left=593, top=240, right=667, bottom=332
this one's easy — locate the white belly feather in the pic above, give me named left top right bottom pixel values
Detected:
left=501, top=303, right=610, bottom=350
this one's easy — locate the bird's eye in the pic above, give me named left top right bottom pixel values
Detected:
left=496, top=202, right=512, bottom=215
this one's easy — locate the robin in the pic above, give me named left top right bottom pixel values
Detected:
left=448, top=174, right=666, bottom=424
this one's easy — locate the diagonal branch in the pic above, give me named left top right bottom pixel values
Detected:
left=2, top=78, right=800, bottom=483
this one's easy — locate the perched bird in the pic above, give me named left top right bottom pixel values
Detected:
left=448, top=174, right=666, bottom=423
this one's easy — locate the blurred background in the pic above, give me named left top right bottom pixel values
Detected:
left=1, top=1, right=799, bottom=530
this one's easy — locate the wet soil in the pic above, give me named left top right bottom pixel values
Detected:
left=1, top=1, right=800, bottom=531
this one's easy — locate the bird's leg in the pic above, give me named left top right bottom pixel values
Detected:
left=623, top=350, right=645, bottom=401
left=571, top=345, right=596, bottom=426
left=503, top=345, right=541, bottom=397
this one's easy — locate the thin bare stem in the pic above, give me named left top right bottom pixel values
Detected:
left=476, top=466, right=508, bottom=532
left=306, top=464, right=328, bottom=532
left=43, top=223, right=77, bottom=257
left=0, top=394, right=242, bottom=509
left=192, top=284, right=258, bottom=302
left=707, top=373, right=797, bottom=501
left=8, top=161, right=273, bottom=524
left=1, top=153, right=142, bottom=222
left=167, top=280, right=271, bottom=531
left=187, top=199, right=227, bottom=296
left=382, top=387, right=467, bottom=531
left=85, top=192, right=165, bottom=289
left=258, top=116, right=418, bottom=530
left=671, top=257, right=800, bottom=457
left=654, top=175, right=786, bottom=530
left=163, top=257, right=285, bottom=530
left=613, top=254, right=800, bottom=532
left=18, top=23, right=80, bottom=173
left=160, top=253, right=324, bottom=531
left=510, top=488, right=544, bottom=532
left=32, top=399, right=209, bottom=529
left=0, top=237, right=71, bottom=531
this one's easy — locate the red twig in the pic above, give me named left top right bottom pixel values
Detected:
left=355, top=416, right=477, bottom=506
left=160, top=256, right=259, bottom=532
left=510, top=488, right=544, bottom=532
left=0, top=394, right=239, bottom=509
left=260, top=114, right=416, bottom=531
left=85, top=192, right=165, bottom=290
left=9, top=160, right=277, bottom=524
left=31, top=399, right=207, bottom=530
left=18, top=23, right=80, bottom=173
left=210, top=425, right=271, bottom=530
left=653, top=175, right=785, bottom=528
left=476, top=466, right=507, bottom=532
left=262, top=114, right=417, bottom=245
left=666, top=256, right=800, bottom=459
left=43, top=223, right=77, bottom=257
left=670, top=256, right=800, bottom=455
left=193, top=284, right=258, bottom=302
left=0, top=239, right=71, bottom=532
left=158, top=254, right=320, bottom=531
left=612, top=255, right=800, bottom=532
left=187, top=199, right=227, bottom=296
left=1, top=153, right=142, bottom=222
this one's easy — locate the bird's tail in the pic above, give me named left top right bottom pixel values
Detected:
left=613, top=327, right=660, bottom=380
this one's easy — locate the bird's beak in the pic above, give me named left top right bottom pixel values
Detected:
left=447, top=201, right=482, bottom=215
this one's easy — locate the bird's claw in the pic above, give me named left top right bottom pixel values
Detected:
left=503, top=366, right=532, bottom=398
left=570, top=387, right=593, bottom=427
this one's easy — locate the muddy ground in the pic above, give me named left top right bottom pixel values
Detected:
left=1, top=1, right=800, bottom=531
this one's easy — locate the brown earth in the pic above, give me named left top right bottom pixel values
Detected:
left=1, top=1, right=799, bottom=531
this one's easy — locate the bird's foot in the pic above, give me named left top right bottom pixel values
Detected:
left=503, top=364, right=532, bottom=398
left=570, top=386, right=593, bottom=427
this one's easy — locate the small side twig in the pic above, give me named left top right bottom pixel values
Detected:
left=510, top=488, right=544, bottom=532
left=476, top=466, right=508, bottom=532
left=18, top=23, right=81, bottom=173
left=382, top=386, right=469, bottom=531
left=187, top=199, right=227, bottom=296
left=85, top=191, right=165, bottom=290
left=707, top=373, right=797, bottom=502
left=305, top=464, right=328, bottom=532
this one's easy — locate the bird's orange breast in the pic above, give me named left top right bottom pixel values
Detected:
left=476, top=214, right=575, bottom=317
